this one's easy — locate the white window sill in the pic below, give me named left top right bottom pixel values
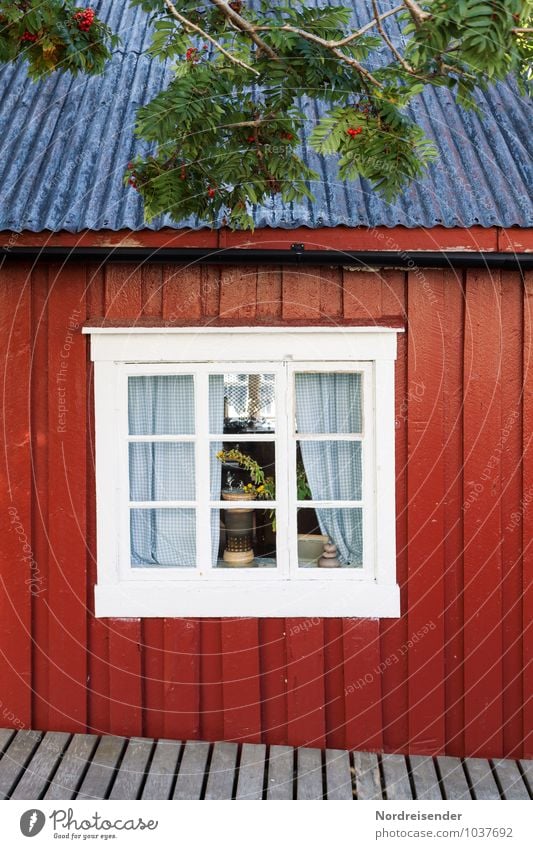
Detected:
left=95, top=580, right=400, bottom=618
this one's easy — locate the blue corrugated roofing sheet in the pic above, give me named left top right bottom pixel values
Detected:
left=0, top=0, right=531, bottom=232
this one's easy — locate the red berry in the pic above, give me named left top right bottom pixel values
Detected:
left=347, top=127, right=362, bottom=137
left=208, top=187, right=216, bottom=198
left=21, top=31, right=38, bottom=43
left=246, top=136, right=255, bottom=143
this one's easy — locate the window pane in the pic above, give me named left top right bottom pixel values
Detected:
left=213, top=508, right=276, bottom=569
left=297, top=441, right=361, bottom=501
left=128, top=375, right=195, bottom=435
left=295, top=372, right=362, bottom=434
left=297, top=507, right=363, bottom=568
left=211, top=442, right=275, bottom=501
left=210, top=373, right=276, bottom=434
left=129, top=443, right=195, bottom=501
left=131, top=508, right=196, bottom=568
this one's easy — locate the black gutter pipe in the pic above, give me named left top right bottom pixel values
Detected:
left=0, top=246, right=531, bottom=270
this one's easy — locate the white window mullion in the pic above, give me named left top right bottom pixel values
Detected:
left=195, top=371, right=211, bottom=573
left=275, top=363, right=290, bottom=578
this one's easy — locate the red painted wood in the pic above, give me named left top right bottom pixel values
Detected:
left=323, top=619, right=345, bottom=749
left=523, top=271, right=533, bottom=758
left=221, top=619, right=262, bottom=742
left=201, top=266, right=221, bottom=318
left=256, top=266, right=282, bottom=321
left=282, top=267, right=321, bottom=321
left=381, top=270, right=406, bottom=319
left=163, top=265, right=202, bottom=321
left=0, top=262, right=32, bottom=729
left=286, top=618, right=326, bottom=748
left=108, top=619, right=143, bottom=737
left=442, top=275, right=465, bottom=757
left=46, top=265, right=87, bottom=732
left=200, top=619, right=224, bottom=741
left=319, top=267, right=343, bottom=320
left=141, top=620, right=165, bottom=739
left=0, top=225, right=510, bottom=252
left=86, top=265, right=111, bottom=734
left=342, top=619, right=383, bottom=751
left=163, top=620, right=201, bottom=739
left=104, top=265, right=143, bottom=737
left=463, top=269, right=504, bottom=757
left=31, top=265, right=51, bottom=731
left=141, top=265, right=163, bottom=317
left=258, top=619, right=287, bottom=744
left=500, top=272, right=524, bottom=758
left=380, top=310, right=410, bottom=753
left=0, top=258, right=530, bottom=757
left=219, top=267, right=257, bottom=321
left=407, top=269, right=446, bottom=754
left=343, top=269, right=382, bottom=320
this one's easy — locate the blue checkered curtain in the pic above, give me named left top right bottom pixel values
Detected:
left=295, top=373, right=363, bottom=566
left=129, top=375, right=224, bottom=567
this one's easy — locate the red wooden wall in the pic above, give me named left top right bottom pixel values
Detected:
left=0, top=258, right=531, bottom=758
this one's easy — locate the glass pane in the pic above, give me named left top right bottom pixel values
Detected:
left=212, top=508, right=276, bottom=569
left=211, top=442, right=275, bottom=501
left=297, top=441, right=361, bottom=501
left=129, top=375, right=195, bottom=435
left=210, top=373, right=276, bottom=434
left=297, top=508, right=362, bottom=568
left=129, top=443, right=195, bottom=501
left=131, top=508, right=195, bottom=568
left=295, top=372, right=362, bottom=434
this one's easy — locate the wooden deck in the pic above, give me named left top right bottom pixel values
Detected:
left=0, top=729, right=531, bottom=801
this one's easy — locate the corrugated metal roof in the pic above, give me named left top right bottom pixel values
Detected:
left=0, top=0, right=531, bottom=232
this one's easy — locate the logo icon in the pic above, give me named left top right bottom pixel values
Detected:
left=20, top=810, right=46, bottom=837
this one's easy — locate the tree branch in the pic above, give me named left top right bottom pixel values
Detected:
left=208, top=0, right=279, bottom=61
left=371, top=0, right=415, bottom=72
left=252, top=23, right=383, bottom=87
left=333, top=4, right=405, bottom=46
left=402, top=0, right=431, bottom=24
left=163, top=0, right=258, bottom=75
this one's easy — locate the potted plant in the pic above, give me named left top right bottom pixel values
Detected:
left=216, top=448, right=274, bottom=501
left=216, top=448, right=274, bottom=566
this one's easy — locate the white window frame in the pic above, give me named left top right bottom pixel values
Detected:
left=84, top=326, right=402, bottom=617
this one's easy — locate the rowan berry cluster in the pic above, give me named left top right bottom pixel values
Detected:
left=73, top=8, right=95, bottom=32
left=20, top=31, right=38, bottom=43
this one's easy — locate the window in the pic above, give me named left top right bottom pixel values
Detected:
left=85, top=327, right=401, bottom=617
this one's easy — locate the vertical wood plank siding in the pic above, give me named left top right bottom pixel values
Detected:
left=0, top=261, right=530, bottom=758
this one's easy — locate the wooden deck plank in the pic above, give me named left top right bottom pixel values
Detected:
left=236, top=743, right=266, bottom=800
left=11, top=732, right=70, bottom=800
left=266, top=745, right=294, bottom=800
left=409, top=755, right=442, bottom=800
left=518, top=760, right=533, bottom=798
left=142, top=740, right=182, bottom=800
left=204, top=742, right=238, bottom=800
left=76, top=736, right=126, bottom=800
left=0, top=731, right=42, bottom=800
left=44, top=734, right=99, bottom=800
left=173, top=740, right=209, bottom=800
left=325, top=749, right=352, bottom=800
left=381, top=754, right=413, bottom=800
left=109, top=737, right=154, bottom=800
left=464, top=758, right=501, bottom=800
left=437, top=757, right=471, bottom=800
left=0, top=729, right=15, bottom=754
left=353, top=751, right=382, bottom=800
left=492, top=759, right=529, bottom=800
left=297, top=747, right=323, bottom=800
